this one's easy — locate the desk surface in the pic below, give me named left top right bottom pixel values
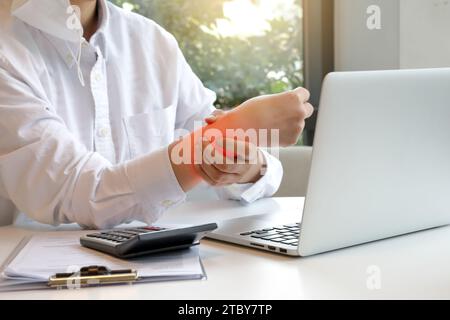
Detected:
left=1, top=197, right=450, bottom=300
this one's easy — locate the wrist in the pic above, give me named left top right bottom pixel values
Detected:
left=168, top=138, right=202, bottom=192
left=240, top=148, right=266, bottom=184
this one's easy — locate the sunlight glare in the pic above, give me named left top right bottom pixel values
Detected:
left=201, top=0, right=302, bottom=39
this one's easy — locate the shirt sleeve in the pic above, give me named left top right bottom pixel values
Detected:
left=0, top=64, right=185, bottom=229
left=173, top=44, right=283, bottom=203
left=214, top=149, right=283, bottom=203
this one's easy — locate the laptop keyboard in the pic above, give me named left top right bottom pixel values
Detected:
left=240, top=223, right=301, bottom=247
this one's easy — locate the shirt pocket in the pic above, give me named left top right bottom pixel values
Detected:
left=123, top=105, right=175, bottom=158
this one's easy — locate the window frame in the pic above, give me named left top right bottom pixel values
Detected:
left=302, top=0, right=335, bottom=146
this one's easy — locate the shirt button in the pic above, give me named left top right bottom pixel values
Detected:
left=66, top=53, right=73, bottom=64
left=97, top=127, right=110, bottom=138
left=94, top=72, right=102, bottom=82
left=161, top=200, right=175, bottom=208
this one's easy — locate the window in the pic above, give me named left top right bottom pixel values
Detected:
left=111, top=1, right=303, bottom=105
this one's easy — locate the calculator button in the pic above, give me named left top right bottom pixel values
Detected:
left=100, top=235, right=118, bottom=241
left=121, top=233, right=137, bottom=237
left=133, top=230, right=149, bottom=234
left=142, top=226, right=165, bottom=231
left=86, top=234, right=100, bottom=238
left=124, top=229, right=145, bottom=235
left=109, top=232, right=132, bottom=238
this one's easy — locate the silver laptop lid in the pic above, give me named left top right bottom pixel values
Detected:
left=299, top=68, right=450, bottom=256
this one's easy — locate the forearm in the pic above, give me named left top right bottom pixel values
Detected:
left=203, top=107, right=279, bottom=147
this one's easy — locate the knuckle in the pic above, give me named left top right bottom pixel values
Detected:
left=297, top=87, right=310, bottom=101
left=301, top=87, right=311, bottom=99
left=305, top=103, right=314, bottom=117
left=296, top=106, right=307, bottom=120
left=291, top=87, right=310, bottom=103
left=286, top=91, right=301, bottom=105
left=299, top=119, right=306, bottom=129
left=296, top=121, right=306, bottom=134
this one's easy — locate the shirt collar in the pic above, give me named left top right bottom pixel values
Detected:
left=95, top=0, right=110, bottom=37
left=11, top=0, right=81, bottom=42
left=12, top=0, right=110, bottom=68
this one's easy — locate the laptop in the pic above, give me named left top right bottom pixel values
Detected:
left=207, top=68, right=450, bottom=256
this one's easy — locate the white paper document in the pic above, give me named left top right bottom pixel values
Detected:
left=1, top=232, right=204, bottom=284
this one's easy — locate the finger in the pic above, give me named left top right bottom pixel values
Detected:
left=205, top=117, right=217, bottom=125
left=227, top=138, right=259, bottom=163
left=196, top=164, right=233, bottom=187
left=200, top=140, right=240, bottom=184
left=212, top=160, right=242, bottom=174
left=292, top=87, right=311, bottom=103
left=214, top=140, right=261, bottom=176
left=202, top=139, right=222, bottom=165
left=197, top=162, right=240, bottom=186
left=205, top=138, right=242, bottom=174
left=213, top=138, right=237, bottom=160
left=303, top=102, right=314, bottom=118
left=201, top=139, right=239, bottom=173
left=205, top=109, right=227, bottom=124
left=216, top=137, right=256, bottom=164
left=216, top=137, right=254, bottom=161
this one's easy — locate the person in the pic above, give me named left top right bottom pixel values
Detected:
left=0, top=0, right=314, bottom=229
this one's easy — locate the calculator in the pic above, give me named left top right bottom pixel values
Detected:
left=80, top=223, right=217, bottom=259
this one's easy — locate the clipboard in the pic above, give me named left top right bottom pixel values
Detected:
left=48, top=265, right=139, bottom=288
left=0, top=235, right=207, bottom=292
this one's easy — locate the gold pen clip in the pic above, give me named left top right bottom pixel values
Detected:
left=48, top=265, right=138, bottom=288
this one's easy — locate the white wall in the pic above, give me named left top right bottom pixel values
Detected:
left=400, top=0, right=450, bottom=69
left=335, top=0, right=450, bottom=71
left=334, top=0, right=400, bottom=71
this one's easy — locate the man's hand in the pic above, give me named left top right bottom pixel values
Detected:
left=168, top=88, right=313, bottom=192
left=206, top=87, right=314, bottom=147
left=194, top=137, right=265, bottom=187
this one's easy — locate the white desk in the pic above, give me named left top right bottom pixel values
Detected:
left=1, top=197, right=450, bottom=299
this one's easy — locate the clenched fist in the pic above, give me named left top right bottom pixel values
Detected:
left=206, top=87, right=314, bottom=147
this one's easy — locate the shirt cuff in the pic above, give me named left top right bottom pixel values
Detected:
left=217, top=149, right=283, bottom=204
left=124, top=146, right=186, bottom=223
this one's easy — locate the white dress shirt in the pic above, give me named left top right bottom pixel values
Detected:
left=0, top=0, right=283, bottom=229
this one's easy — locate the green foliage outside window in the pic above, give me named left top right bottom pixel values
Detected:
left=110, top=0, right=303, bottom=111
